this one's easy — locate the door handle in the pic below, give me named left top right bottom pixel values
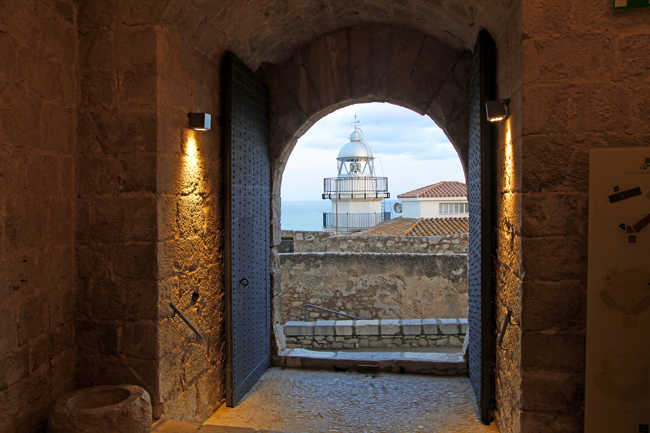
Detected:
left=239, top=278, right=249, bottom=287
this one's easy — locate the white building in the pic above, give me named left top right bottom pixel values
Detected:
left=322, top=119, right=390, bottom=233
left=397, top=181, right=468, bottom=219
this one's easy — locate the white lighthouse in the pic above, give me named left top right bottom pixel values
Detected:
left=322, top=117, right=390, bottom=233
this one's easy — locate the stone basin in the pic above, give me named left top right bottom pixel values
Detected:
left=49, top=384, right=152, bottom=433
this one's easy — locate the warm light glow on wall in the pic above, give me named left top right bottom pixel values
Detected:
left=503, top=118, right=515, bottom=192
left=181, top=129, right=202, bottom=193
left=186, top=132, right=198, bottom=161
left=498, top=117, right=521, bottom=311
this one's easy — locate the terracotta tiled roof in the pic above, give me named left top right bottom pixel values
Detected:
left=397, top=181, right=467, bottom=199
left=361, top=217, right=468, bottom=237
left=360, top=218, right=420, bottom=237
left=409, top=217, right=469, bottom=236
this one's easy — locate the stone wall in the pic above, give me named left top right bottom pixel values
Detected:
left=493, top=4, right=523, bottom=433
left=155, top=28, right=225, bottom=421
left=281, top=230, right=468, bottom=254
left=279, top=252, right=467, bottom=322
left=516, top=3, right=649, bottom=432
left=284, top=319, right=467, bottom=350
left=0, top=1, right=78, bottom=432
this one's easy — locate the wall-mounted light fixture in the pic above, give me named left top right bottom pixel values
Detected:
left=485, top=99, right=510, bottom=123
left=188, top=113, right=212, bottom=131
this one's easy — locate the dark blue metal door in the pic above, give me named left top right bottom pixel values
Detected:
left=467, top=30, right=497, bottom=424
left=223, top=52, right=270, bottom=407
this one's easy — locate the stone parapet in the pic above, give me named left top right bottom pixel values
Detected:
left=280, top=230, right=468, bottom=254
left=284, top=319, right=467, bottom=350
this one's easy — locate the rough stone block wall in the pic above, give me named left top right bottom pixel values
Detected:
left=518, top=2, right=649, bottom=432
left=76, top=1, right=160, bottom=416
left=0, top=1, right=78, bottom=432
left=281, top=230, right=469, bottom=254
left=280, top=253, right=467, bottom=322
left=156, top=27, right=225, bottom=421
left=493, top=3, right=523, bottom=433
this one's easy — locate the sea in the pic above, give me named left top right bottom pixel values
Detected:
left=281, top=200, right=400, bottom=232
left=281, top=201, right=330, bottom=232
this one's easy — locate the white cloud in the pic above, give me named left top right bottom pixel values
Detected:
left=281, top=102, right=464, bottom=202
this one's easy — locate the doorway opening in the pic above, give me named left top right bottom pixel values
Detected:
left=220, top=26, right=498, bottom=431
left=275, top=102, right=470, bottom=367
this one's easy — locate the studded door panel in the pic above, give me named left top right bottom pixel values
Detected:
left=467, top=30, right=497, bottom=424
left=223, top=53, right=270, bottom=407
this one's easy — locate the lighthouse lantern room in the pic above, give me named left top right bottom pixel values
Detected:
left=322, top=117, right=390, bottom=233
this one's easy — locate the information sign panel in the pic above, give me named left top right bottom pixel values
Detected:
left=586, top=147, right=650, bottom=433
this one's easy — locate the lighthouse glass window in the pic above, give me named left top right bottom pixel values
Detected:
left=349, top=162, right=362, bottom=174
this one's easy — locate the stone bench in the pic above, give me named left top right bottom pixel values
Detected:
left=283, top=318, right=467, bottom=350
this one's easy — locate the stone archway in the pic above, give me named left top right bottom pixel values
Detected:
left=264, top=24, right=472, bottom=182
left=261, top=25, right=473, bottom=328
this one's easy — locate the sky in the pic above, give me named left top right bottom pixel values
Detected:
left=281, top=102, right=465, bottom=202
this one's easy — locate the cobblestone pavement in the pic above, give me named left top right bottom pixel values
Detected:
left=205, top=368, right=498, bottom=433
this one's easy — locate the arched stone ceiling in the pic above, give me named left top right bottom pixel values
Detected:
left=158, top=0, right=516, bottom=69
left=262, top=24, right=474, bottom=198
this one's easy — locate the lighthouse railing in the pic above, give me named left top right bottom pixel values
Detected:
left=322, top=176, right=389, bottom=199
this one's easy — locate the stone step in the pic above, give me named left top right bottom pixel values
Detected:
left=152, top=420, right=289, bottom=433
left=274, top=348, right=467, bottom=375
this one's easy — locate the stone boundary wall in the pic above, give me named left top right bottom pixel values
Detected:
left=280, top=252, right=468, bottom=321
left=280, top=230, right=468, bottom=254
left=284, top=319, right=467, bottom=350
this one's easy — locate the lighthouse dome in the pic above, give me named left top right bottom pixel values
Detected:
left=337, top=127, right=374, bottom=160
